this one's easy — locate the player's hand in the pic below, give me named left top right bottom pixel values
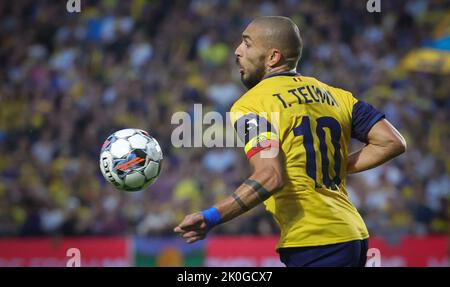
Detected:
left=174, top=213, right=208, bottom=244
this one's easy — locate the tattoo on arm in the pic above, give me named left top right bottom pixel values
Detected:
left=244, top=179, right=272, bottom=201
left=232, top=192, right=250, bottom=212
left=217, top=178, right=274, bottom=223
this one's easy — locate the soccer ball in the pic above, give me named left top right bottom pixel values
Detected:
left=99, top=129, right=163, bottom=191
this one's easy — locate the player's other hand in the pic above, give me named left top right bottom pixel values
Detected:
left=174, top=213, right=208, bottom=244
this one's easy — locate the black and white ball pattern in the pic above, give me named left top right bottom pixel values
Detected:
left=99, top=129, right=163, bottom=191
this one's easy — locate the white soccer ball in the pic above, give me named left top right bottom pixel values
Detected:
left=99, top=129, right=163, bottom=192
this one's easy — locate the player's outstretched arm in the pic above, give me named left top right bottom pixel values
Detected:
left=213, top=148, right=284, bottom=223
left=347, top=119, right=406, bottom=174
left=174, top=146, right=284, bottom=244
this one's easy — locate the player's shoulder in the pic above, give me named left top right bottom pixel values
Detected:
left=302, top=76, right=352, bottom=95
left=230, top=93, right=249, bottom=114
left=230, top=91, right=251, bottom=124
left=230, top=84, right=265, bottom=113
left=302, top=75, right=358, bottom=109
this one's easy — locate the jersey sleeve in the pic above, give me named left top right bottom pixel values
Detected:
left=351, top=100, right=385, bottom=143
left=230, top=104, right=279, bottom=159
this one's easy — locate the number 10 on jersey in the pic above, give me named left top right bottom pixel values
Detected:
left=293, top=116, right=342, bottom=189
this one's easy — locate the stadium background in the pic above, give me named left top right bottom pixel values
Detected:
left=0, top=0, right=449, bottom=266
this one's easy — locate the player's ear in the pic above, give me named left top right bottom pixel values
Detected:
left=267, top=48, right=282, bottom=68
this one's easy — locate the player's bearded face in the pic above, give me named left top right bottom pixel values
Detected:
left=237, top=55, right=266, bottom=90
left=235, top=26, right=267, bottom=90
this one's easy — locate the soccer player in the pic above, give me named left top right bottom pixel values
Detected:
left=174, top=16, right=406, bottom=267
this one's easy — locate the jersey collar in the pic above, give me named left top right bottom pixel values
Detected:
left=263, top=71, right=301, bottom=79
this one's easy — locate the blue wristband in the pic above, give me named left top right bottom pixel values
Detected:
left=201, top=207, right=222, bottom=228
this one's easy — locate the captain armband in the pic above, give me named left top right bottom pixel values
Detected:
left=233, top=113, right=279, bottom=159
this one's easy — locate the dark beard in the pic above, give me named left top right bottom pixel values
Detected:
left=241, top=66, right=266, bottom=90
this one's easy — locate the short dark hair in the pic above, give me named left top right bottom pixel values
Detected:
left=253, top=16, right=303, bottom=70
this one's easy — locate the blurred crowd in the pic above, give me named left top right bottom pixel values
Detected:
left=0, top=0, right=449, bottom=242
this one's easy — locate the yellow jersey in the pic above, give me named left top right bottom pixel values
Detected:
left=230, top=72, right=385, bottom=250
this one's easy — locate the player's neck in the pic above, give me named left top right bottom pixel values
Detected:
left=264, top=65, right=296, bottom=78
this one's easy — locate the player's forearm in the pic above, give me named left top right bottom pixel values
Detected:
left=213, top=169, right=283, bottom=224
left=347, top=142, right=405, bottom=174
left=212, top=183, right=260, bottom=223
